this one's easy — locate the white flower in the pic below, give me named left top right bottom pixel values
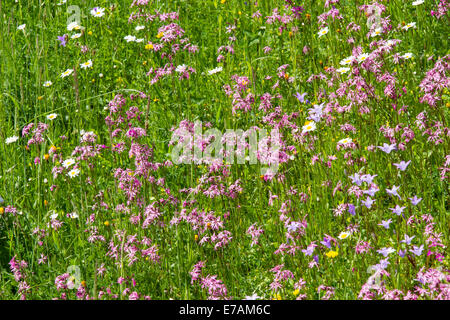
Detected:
left=338, top=137, right=352, bottom=144
left=402, top=52, right=413, bottom=59
left=80, top=60, right=93, bottom=69
left=67, top=22, right=82, bottom=31
left=67, top=168, right=80, bottom=178
left=71, top=33, right=82, bottom=39
left=207, top=66, right=223, bottom=75
left=47, top=113, right=58, bottom=120
left=175, top=64, right=187, bottom=73
left=135, top=25, right=145, bottom=31
left=62, top=159, right=76, bottom=169
left=412, top=0, right=424, bottom=5
left=318, top=27, right=329, bottom=37
left=302, top=121, right=316, bottom=134
left=68, top=212, right=79, bottom=219
left=357, top=53, right=370, bottom=63
left=385, top=39, right=396, bottom=47
left=124, top=35, right=136, bottom=42
left=338, top=232, right=350, bottom=240
left=402, top=22, right=416, bottom=30
left=57, top=0, right=67, bottom=5
left=50, top=212, right=58, bottom=220
left=43, top=81, right=53, bottom=87
left=340, top=56, right=355, bottom=65
left=90, top=7, right=105, bottom=18
left=17, top=24, right=26, bottom=31
left=371, top=27, right=383, bottom=37
left=336, top=67, right=350, bottom=74
left=135, top=38, right=145, bottom=43
left=60, top=69, right=74, bottom=78
left=5, top=136, right=19, bottom=144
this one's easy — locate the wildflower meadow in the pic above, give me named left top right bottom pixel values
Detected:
left=0, top=0, right=449, bottom=301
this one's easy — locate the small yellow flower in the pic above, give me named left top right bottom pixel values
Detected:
left=104, top=221, right=110, bottom=226
left=0, top=207, right=4, bottom=215
left=156, top=32, right=164, bottom=38
left=38, top=96, right=44, bottom=100
left=284, top=73, right=289, bottom=80
left=81, top=281, right=86, bottom=288
left=44, top=154, right=50, bottom=161
left=88, top=31, right=93, bottom=36
left=145, top=43, right=154, bottom=50
left=221, top=0, right=226, bottom=3
left=44, top=200, right=48, bottom=206
left=326, top=250, right=338, bottom=258
left=194, top=234, right=199, bottom=241
left=272, top=293, right=282, bottom=300
left=293, top=289, right=300, bottom=296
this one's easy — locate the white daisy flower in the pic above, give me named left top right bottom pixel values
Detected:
left=340, top=56, right=355, bottom=65
left=71, top=33, right=82, bottom=39
left=336, top=67, right=350, bottom=74
left=207, top=66, right=223, bottom=75
left=90, top=7, right=105, bottom=18
left=60, top=69, right=74, bottom=78
left=5, top=136, right=19, bottom=144
left=68, top=212, right=79, bottom=219
left=302, top=121, right=316, bottom=134
left=67, top=168, right=80, bottom=178
left=62, top=159, right=76, bottom=169
left=124, top=35, right=136, bottom=42
left=47, top=113, right=58, bottom=120
left=371, top=27, right=383, bottom=37
left=338, top=137, right=352, bottom=144
left=17, top=24, right=26, bottom=31
left=67, top=22, right=82, bottom=31
left=338, top=232, right=350, bottom=240
left=318, top=27, right=329, bottom=37
left=43, top=81, right=53, bottom=87
left=402, top=52, right=413, bottom=59
left=135, top=38, right=145, bottom=43
left=402, top=22, right=416, bottom=30
left=412, top=0, right=424, bottom=5
left=357, top=53, right=370, bottom=63
left=80, top=60, right=93, bottom=69
left=135, top=26, right=145, bottom=31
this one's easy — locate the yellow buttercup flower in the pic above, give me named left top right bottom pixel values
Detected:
left=326, top=250, right=338, bottom=258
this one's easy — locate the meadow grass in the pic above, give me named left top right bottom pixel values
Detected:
left=0, top=0, right=449, bottom=300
